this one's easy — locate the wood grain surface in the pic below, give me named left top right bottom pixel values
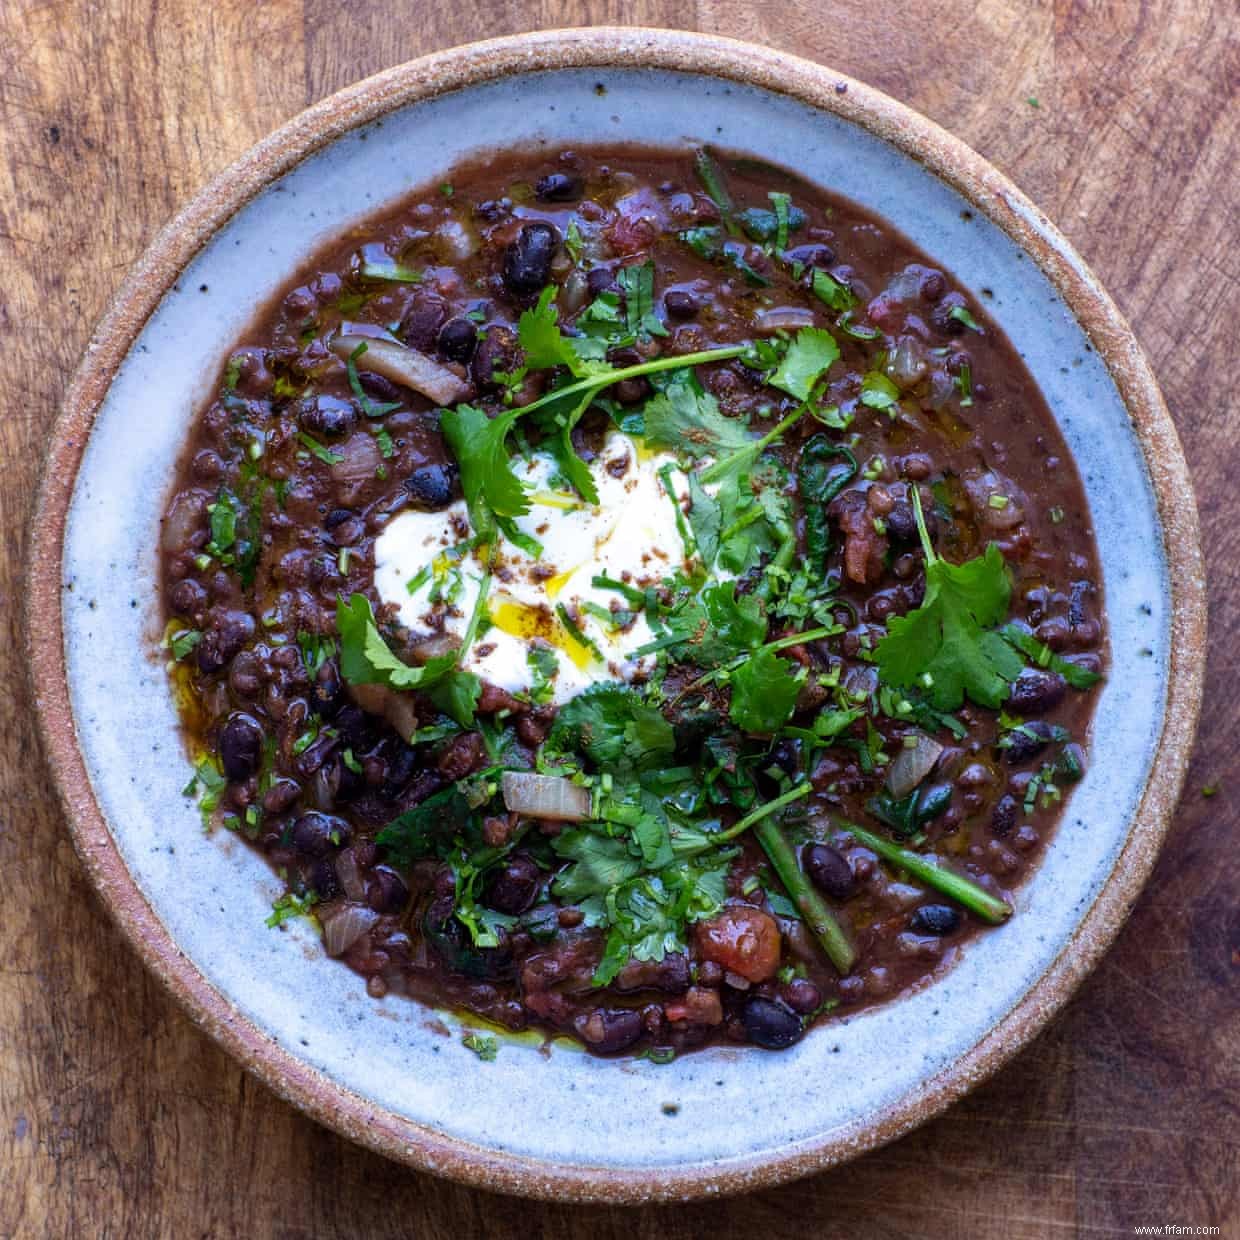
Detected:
left=2, top=2, right=1236, bottom=1236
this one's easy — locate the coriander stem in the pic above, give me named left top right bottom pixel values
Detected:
left=842, top=822, right=1012, bottom=924
left=753, top=819, right=856, bottom=974
left=700, top=403, right=810, bottom=484
left=515, top=345, right=747, bottom=421
left=712, top=782, right=811, bottom=844
left=910, top=486, right=937, bottom=564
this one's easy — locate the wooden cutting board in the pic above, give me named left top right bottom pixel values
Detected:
left=1, top=2, right=1235, bottom=1235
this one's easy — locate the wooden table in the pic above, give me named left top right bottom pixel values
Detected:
left=2, top=3, right=1236, bottom=1235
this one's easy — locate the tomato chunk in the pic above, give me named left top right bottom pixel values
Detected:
left=693, top=906, right=781, bottom=982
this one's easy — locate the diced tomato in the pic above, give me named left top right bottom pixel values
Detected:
left=693, top=906, right=781, bottom=982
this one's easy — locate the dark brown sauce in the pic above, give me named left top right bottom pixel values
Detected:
left=160, top=144, right=1105, bottom=1058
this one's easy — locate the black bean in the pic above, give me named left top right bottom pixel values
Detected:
left=485, top=854, right=542, bottom=915
left=356, top=370, right=402, bottom=404
left=784, top=242, right=835, bottom=268
left=309, top=659, right=343, bottom=718
left=324, top=509, right=363, bottom=547
left=399, top=291, right=447, bottom=350
left=586, top=266, right=618, bottom=296
left=919, top=270, right=947, bottom=302
left=992, top=793, right=1018, bottom=836
left=804, top=844, right=857, bottom=901
left=663, top=289, right=699, bottom=319
left=768, top=739, right=802, bottom=779
left=470, top=324, right=521, bottom=392
left=196, top=610, right=255, bottom=674
left=1007, top=668, right=1067, bottom=715
left=291, top=811, right=350, bottom=858
left=742, top=996, right=803, bottom=1050
left=931, top=292, right=969, bottom=336
left=783, top=978, right=823, bottom=1015
left=437, top=316, right=478, bottom=364
left=615, top=953, right=691, bottom=995
left=1003, top=720, right=1056, bottom=763
left=367, top=865, right=410, bottom=914
left=535, top=171, right=583, bottom=202
left=910, top=904, right=961, bottom=936
left=404, top=462, right=458, bottom=510
left=219, top=713, right=264, bottom=781
left=610, top=376, right=651, bottom=405
left=170, top=578, right=206, bottom=619
left=578, top=1008, right=644, bottom=1055
left=296, top=394, right=357, bottom=438
left=310, top=859, right=341, bottom=901
left=885, top=500, right=918, bottom=543
left=261, top=778, right=301, bottom=815
left=503, top=222, right=560, bottom=299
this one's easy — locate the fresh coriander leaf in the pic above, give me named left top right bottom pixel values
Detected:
left=376, top=786, right=473, bottom=867
left=797, top=436, right=857, bottom=573
left=867, top=783, right=953, bottom=837
left=518, top=285, right=609, bottom=377
left=425, top=671, right=483, bottom=728
left=552, top=830, right=643, bottom=902
left=836, top=310, right=882, bottom=341
left=641, top=370, right=752, bottom=457
left=874, top=492, right=1023, bottom=709
left=998, top=623, right=1103, bottom=690
left=655, top=580, right=767, bottom=667
left=440, top=403, right=529, bottom=539
left=686, top=472, right=721, bottom=569
left=565, top=218, right=584, bottom=263
left=769, top=327, right=840, bottom=402
left=729, top=647, right=805, bottom=733
left=678, top=226, right=771, bottom=285
left=859, top=370, right=901, bottom=412
left=810, top=268, right=858, bottom=312
left=336, top=593, right=457, bottom=692
left=615, top=262, right=668, bottom=340
left=548, top=685, right=676, bottom=771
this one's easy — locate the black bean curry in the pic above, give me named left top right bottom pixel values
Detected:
left=161, top=146, right=1105, bottom=1059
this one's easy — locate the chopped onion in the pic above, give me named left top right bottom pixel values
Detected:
left=335, top=848, right=367, bottom=903
left=885, top=733, right=945, bottom=800
left=888, top=335, right=929, bottom=389
left=331, top=333, right=470, bottom=407
left=162, top=489, right=208, bottom=552
left=501, top=771, right=591, bottom=822
left=754, top=306, right=815, bottom=334
left=322, top=903, right=379, bottom=958
left=348, top=682, right=419, bottom=742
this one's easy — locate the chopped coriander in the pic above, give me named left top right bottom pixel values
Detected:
left=297, top=431, right=343, bottom=465
left=462, top=1032, right=498, bottom=1061
left=265, top=890, right=318, bottom=929
left=949, top=304, right=984, bottom=333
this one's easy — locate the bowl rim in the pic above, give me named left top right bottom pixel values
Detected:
left=25, top=26, right=1206, bottom=1204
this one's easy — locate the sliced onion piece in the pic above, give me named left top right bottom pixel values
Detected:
left=754, top=306, right=816, bottom=334
left=885, top=733, right=945, bottom=800
left=322, top=903, right=379, bottom=958
left=501, top=771, right=591, bottom=822
left=331, top=333, right=470, bottom=407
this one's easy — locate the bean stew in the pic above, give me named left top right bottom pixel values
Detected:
left=161, top=146, right=1105, bottom=1059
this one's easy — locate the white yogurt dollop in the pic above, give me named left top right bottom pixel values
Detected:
left=373, top=431, right=691, bottom=703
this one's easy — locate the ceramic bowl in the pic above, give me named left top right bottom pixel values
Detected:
left=27, top=28, right=1205, bottom=1203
